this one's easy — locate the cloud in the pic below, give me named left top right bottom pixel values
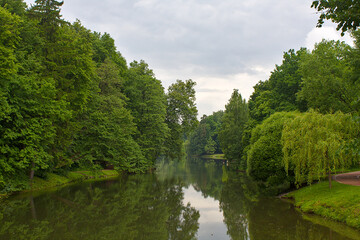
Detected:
left=305, top=25, right=354, bottom=50
left=23, top=0, right=355, bottom=116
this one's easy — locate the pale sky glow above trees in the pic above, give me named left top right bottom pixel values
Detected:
left=24, top=0, right=354, bottom=116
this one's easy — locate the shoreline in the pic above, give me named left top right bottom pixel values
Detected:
left=283, top=180, right=360, bottom=229
left=0, top=170, right=120, bottom=200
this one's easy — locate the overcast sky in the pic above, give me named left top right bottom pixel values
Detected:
left=24, top=0, right=354, bottom=116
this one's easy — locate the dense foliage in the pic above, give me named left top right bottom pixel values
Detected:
left=0, top=1, right=198, bottom=193
left=282, top=111, right=359, bottom=188
left=187, top=111, right=223, bottom=156
left=311, top=0, right=360, bottom=36
left=164, top=79, right=198, bottom=160
left=297, top=40, right=360, bottom=114
left=247, top=112, right=297, bottom=187
left=219, top=90, right=249, bottom=168
left=218, top=32, right=360, bottom=190
left=248, top=48, right=308, bottom=123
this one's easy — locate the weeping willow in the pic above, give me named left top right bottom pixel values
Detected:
left=282, top=110, right=359, bottom=188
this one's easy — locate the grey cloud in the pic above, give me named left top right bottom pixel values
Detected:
left=56, top=0, right=317, bottom=75
left=24, top=0, right=332, bottom=115
left=196, top=88, right=227, bottom=93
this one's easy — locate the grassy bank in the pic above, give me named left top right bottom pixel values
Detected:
left=0, top=170, right=119, bottom=199
left=201, top=154, right=225, bottom=159
left=286, top=181, right=360, bottom=229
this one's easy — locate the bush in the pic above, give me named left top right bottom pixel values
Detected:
left=247, top=112, right=297, bottom=186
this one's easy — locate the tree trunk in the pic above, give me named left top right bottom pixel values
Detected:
left=326, top=148, right=332, bottom=189
left=30, top=195, right=37, bottom=220
left=29, top=161, right=35, bottom=188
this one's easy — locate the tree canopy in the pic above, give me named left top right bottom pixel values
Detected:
left=0, top=2, right=198, bottom=192
left=165, top=79, right=198, bottom=159
left=219, top=89, right=249, bottom=168
left=282, top=111, right=359, bottom=188
left=311, top=0, right=360, bottom=36
left=297, top=40, right=359, bottom=114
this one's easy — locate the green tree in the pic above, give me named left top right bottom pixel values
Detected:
left=204, top=137, right=216, bottom=155
left=311, top=0, right=360, bottom=36
left=187, top=121, right=208, bottom=156
left=124, top=60, right=169, bottom=164
left=297, top=40, right=359, bottom=114
left=0, top=5, right=68, bottom=190
left=44, top=21, right=96, bottom=168
left=350, top=30, right=360, bottom=86
left=282, top=111, right=360, bottom=188
left=219, top=89, right=249, bottom=168
left=0, top=6, right=56, bottom=190
left=73, top=58, right=147, bottom=172
left=248, top=48, right=308, bottom=123
left=247, top=112, right=297, bottom=188
left=0, top=0, right=27, bottom=16
left=187, top=111, right=223, bottom=156
left=165, top=79, right=198, bottom=159
left=27, top=0, right=65, bottom=41
left=0, top=6, right=21, bottom=121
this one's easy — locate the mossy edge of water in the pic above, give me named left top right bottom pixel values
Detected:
left=0, top=170, right=120, bottom=200
left=286, top=181, right=360, bottom=230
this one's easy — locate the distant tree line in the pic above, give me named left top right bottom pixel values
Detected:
left=0, top=0, right=198, bottom=193
left=187, top=111, right=223, bottom=156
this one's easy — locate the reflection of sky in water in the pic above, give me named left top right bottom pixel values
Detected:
left=183, top=185, right=229, bottom=240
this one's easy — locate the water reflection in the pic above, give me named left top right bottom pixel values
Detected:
left=0, top=175, right=199, bottom=240
left=0, top=157, right=359, bottom=240
left=183, top=186, right=228, bottom=240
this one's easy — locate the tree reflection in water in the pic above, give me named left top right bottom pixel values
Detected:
left=0, top=157, right=359, bottom=240
left=0, top=174, right=199, bottom=240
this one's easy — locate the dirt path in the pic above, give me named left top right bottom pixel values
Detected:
left=333, top=171, right=360, bottom=186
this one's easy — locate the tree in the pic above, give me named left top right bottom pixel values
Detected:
left=73, top=58, right=147, bottom=172
left=219, top=89, right=249, bottom=168
left=282, top=111, right=360, bottom=188
left=350, top=30, right=360, bottom=83
left=297, top=40, right=359, bottom=114
left=204, top=138, right=216, bottom=155
left=27, top=0, right=65, bottom=41
left=0, top=0, right=27, bottom=16
left=165, top=79, right=198, bottom=159
left=247, top=112, right=297, bottom=187
left=311, top=0, right=360, bottom=36
left=187, top=111, right=223, bottom=156
left=248, top=49, right=308, bottom=123
left=0, top=6, right=68, bottom=190
left=124, top=60, right=169, bottom=164
left=43, top=21, right=96, bottom=168
left=0, top=6, right=21, bottom=121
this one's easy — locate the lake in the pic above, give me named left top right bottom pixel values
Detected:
left=1, top=157, right=359, bottom=240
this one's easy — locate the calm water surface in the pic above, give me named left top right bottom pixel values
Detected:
left=1, top=158, right=359, bottom=240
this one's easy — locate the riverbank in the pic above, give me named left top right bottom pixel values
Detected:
left=286, top=181, right=360, bottom=229
left=0, top=170, right=120, bottom=200
left=201, top=154, right=225, bottom=159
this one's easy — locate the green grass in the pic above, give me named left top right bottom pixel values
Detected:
left=333, top=167, right=360, bottom=174
left=287, top=181, right=360, bottom=228
left=101, top=170, right=118, bottom=176
left=0, top=170, right=121, bottom=199
left=201, top=154, right=225, bottom=159
left=26, top=170, right=120, bottom=193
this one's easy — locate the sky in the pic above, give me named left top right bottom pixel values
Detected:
left=24, top=0, right=354, bottom=117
